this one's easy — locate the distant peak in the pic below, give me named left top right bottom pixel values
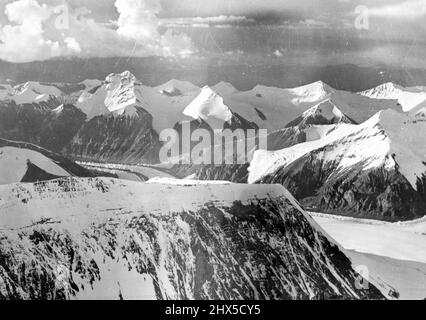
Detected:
left=305, top=80, right=333, bottom=92
left=286, top=99, right=354, bottom=128
left=183, top=85, right=233, bottom=124
left=290, top=80, right=333, bottom=97
left=105, top=71, right=140, bottom=86
left=157, top=79, right=200, bottom=94
left=213, top=81, right=237, bottom=94
left=360, top=82, right=403, bottom=97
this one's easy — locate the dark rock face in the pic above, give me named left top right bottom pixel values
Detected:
left=21, top=160, right=62, bottom=183
left=65, top=107, right=162, bottom=164
left=0, top=101, right=48, bottom=144
left=0, top=102, right=86, bottom=153
left=0, top=178, right=384, bottom=300
left=39, top=105, right=87, bottom=153
left=258, top=155, right=426, bottom=221
left=224, top=112, right=259, bottom=132
left=267, top=127, right=307, bottom=151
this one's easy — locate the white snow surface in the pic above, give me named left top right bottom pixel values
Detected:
left=74, top=73, right=402, bottom=134
left=312, top=212, right=426, bottom=299
left=248, top=109, right=426, bottom=189
left=0, top=177, right=285, bottom=231
left=0, top=146, right=70, bottom=185
left=183, top=86, right=234, bottom=129
left=360, top=82, right=426, bottom=112
left=5, top=81, right=62, bottom=104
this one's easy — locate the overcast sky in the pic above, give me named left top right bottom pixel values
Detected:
left=0, top=0, right=425, bottom=68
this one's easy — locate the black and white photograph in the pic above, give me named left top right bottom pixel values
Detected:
left=0, top=0, right=425, bottom=307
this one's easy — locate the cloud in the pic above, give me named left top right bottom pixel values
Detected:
left=64, top=37, right=82, bottom=53
left=367, top=0, right=426, bottom=18
left=273, top=49, right=283, bottom=57
left=0, top=0, right=194, bottom=62
left=161, top=15, right=255, bottom=28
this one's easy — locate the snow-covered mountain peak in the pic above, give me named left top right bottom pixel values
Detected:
left=156, top=79, right=200, bottom=95
left=286, top=99, right=355, bottom=128
left=105, top=71, right=140, bottom=90
left=289, top=80, right=333, bottom=102
left=103, top=71, right=144, bottom=116
left=361, top=82, right=403, bottom=98
left=183, top=86, right=233, bottom=127
left=1, top=81, right=63, bottom=105
left=304, top=100, right=344, bottom=119
left=361, top=82, right=426, bottom=112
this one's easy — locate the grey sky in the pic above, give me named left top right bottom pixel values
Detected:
left=0, top=0, right=425, bottom=67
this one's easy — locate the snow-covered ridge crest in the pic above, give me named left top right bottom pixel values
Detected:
left=288, top=80, right=333, bottom=104
left=0, top=81, right=62, bottom=104
left=183, top=86, right=233, bottom=128
left=0, top=176, right=384, bottom=299
left=0, top=177, right=288, bottom=230
left=360, top=82, right=426, bottom=112
left=249, top=109, right=426, bottom=189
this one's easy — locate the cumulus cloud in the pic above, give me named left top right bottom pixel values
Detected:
left=0, top=0, right=194, bottom=62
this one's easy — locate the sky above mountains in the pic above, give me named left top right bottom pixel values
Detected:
left=0, top=0, right=425, bottom=69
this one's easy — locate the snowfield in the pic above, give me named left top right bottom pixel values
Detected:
left=0, top=146, right=71, bottom=185
left=71, top=72, right=404, bottom=135
left=312, top=212, right=426, bottom=299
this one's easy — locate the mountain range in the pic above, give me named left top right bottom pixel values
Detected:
left=0, top=174, right=384, bottom=299
left=1, top=70, right=425, bottom=299
left=1, top=71, right=425, bottom=222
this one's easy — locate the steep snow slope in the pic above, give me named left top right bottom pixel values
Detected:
left=312, top=212, right=426, bottom=299
left=0, top=138, right=112, bottom=183
left=0, top=177, right=383, bottom=300
left=0, top=146, right=70, bottom=185
left=249, top=110, right=426, bottom=220
left=360, top=82, right=426, bottom=112
left=183, top=86, right=234, bottom=129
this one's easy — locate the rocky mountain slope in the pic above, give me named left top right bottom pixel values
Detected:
left=170, top=102, right=357, bottom=182
left=0, top=177, right=384, bottom=300
left=1, top=74, right=405, bottom=165
left=0, top=102, right=86, bottom=153
left=248, top=110, right=426, bottom=221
